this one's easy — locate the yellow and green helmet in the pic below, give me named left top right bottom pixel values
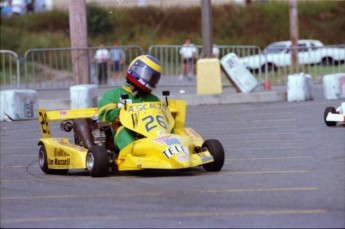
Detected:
left=126, top=55, right=162, bottom=93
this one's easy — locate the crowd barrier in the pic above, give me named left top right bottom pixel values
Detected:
left=1, top=44, right=344, bottom=90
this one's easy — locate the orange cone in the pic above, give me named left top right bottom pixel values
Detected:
left=263, top=79, right=271, bottom=91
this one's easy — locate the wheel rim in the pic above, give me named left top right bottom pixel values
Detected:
left=86, top=152, right=95, bottom=171
left=39, top=149, right=45, bottom=168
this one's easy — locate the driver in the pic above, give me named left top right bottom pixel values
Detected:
left=98, top=54, right=161, bottom=151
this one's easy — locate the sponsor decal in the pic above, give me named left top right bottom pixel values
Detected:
left=127, top=103, right=168, bottom=112
left=163, top=146, right=189, bottom=158
left=54, top=148, right=69, bottom=157
left=60, top=110, right=68, bottom=115
left=198, top=152, right=213, bottom=163
left=153, top=135, right=181, bottom=146
left=48, top=148, right=71, bottom=166
left=177, top=153, right=188, bottom=162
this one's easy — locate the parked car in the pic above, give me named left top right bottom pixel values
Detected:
left=241, top=39, right=345, bottom=72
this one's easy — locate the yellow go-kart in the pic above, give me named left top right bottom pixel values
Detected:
left=37, top=92, right=225, bottom=177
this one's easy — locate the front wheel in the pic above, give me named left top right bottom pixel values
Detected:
left=324, top=107, right=337, bottom=127
left=202, top=139, right=225, bottom=172
left=86, top=146, right=109, bottom=177
left=38, top=145, right=69, bottom=175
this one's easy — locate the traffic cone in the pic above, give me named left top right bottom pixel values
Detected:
left=263, top=79, right=271, bottom=91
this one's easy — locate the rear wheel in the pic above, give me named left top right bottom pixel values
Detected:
left=202, top=139, right=225, bottom=172
left=86, top=146, right=109, bottom=177
left=38, top=145, right=69, bottom=175
left=321, top=57, right=334, bottom=66
left=324, top=107, right=337, bottom=127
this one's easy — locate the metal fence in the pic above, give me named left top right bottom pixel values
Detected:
left=0, top=50, right=21, bottom=90
left=1, top=44, right=344, bottom=90
left=23, top=46, right=143, bottom=89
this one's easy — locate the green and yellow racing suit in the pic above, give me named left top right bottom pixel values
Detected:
left=98, top=83, right=160, bottom=150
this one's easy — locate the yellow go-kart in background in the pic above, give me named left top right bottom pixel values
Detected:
left=38, top=92, right=225, bottom=177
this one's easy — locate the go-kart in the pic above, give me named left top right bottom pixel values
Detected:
left=323, top=102, right=345, bottom=127
left=37, top=92, right=225, bottom=177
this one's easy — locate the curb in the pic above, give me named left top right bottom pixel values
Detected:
left=39, top=91, right=287, bottom=110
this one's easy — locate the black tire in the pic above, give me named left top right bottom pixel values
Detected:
left=262, top=63, right=277, bottom=72
left=321, top=57, right=334, bottom=66
left=202, top=139, right=225, bottom=172
left=324, top=107, right=337, bottom=127
left=38, top=144, right=69, bottom=175
left=86, top=146, right=109, bottom=177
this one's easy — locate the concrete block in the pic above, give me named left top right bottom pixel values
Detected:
left=0, top=89, right=38, bottom=121
left=220, top=52, right=258, bottom=93
left=323, top=73, right=345, bottom=100
left=196, top=58, right=222, bottom=95
left=287, top=73, right=314, bottom=102
left=70, top=84, right=98, bottom=109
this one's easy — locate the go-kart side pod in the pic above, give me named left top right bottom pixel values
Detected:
left=38, top=144, right=69, bottom=175
left=202, top=139, right=225, bottom=172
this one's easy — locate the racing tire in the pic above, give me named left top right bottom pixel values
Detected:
left=86, top=146, right=109, bottom=177
left=38, top=145, right=69, bottom=175
left=324, top=107, right=337, bottom=127
left=321, top=57, right=334, bottom=66
left=202, top=139, right=225, bottom=172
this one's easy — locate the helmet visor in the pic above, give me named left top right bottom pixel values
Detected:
left=130, top=60, right=161, bottom=88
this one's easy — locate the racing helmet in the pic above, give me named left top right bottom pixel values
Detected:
left=126, top=55, right=162, bottom=93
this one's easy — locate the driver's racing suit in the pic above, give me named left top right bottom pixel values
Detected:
left=98, top=83, right=159, bottom=151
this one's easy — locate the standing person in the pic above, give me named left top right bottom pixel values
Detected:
left=94, top=43, right=110, bottom=85
left=98, top=55, right=161, bottom=151
left=179, top=37, right=198, bottom=80
left=109, top=41, right=126, bottom=85
left=26, top=0, right=34, bottom=13
left=212, top=44, right=220, bottom=58
left=200, top=44, right=220, bottom=58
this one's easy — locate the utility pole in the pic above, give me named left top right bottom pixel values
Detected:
left=289, top=0, right=299, bottom=68
left=69, top=0, right=89, bottom=84
left=201, top=0, right=213, bottom=58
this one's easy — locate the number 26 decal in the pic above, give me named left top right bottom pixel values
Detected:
left=142, top=115, right=167, bottom=132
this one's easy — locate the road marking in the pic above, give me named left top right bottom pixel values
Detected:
left=227, top=156, right=313, bottom=161
left=225, top=132, right=298, bottom=137
left=226, top=139, right=300, bottom=143
left=227, top=125, right=298, bottom=130
left=1, top=169, right=308, bottom=183
left=1, top=186, right=317, bottom=201
left=228, top=146, right=304, bottom=151
left=221, top=170, right=307, bottom=175
left=1, top=209, right=327, bottom=223
left=0, top=165, right=38, bottom=168
left=0, top=146, right=38, bottom=150
left=252, top=118, right=296, bottom=122
left=201, top=187, right=318, bottom=193
left=0, top=154, right=36, bottom=158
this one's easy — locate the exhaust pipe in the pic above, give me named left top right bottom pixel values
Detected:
left=74, top=118, right=94, bottom=149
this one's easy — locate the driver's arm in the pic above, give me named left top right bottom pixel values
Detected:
left=98, top=90, right=121, bottom=123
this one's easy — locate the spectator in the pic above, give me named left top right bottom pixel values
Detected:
left=94, top=43, right=110, bottom=85
left=212, top=44, right=220, bottom=58
left=109, top=41, right=126, bottom=85
left=26, top=0, right=34, bottom=13
left=179, top=36, right=198, bottom=80
left=200, top=44, right=220, bottom=58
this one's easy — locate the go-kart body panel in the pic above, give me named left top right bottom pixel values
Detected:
left=37, top=100, right=216, bottom=174
left=38, top=138, right=87, bottom=169
left=325, top=102, right=345, bottom=123
left=326, top=112, right=345, bottom=122
left=117, top=101, right=213, bottom=171
left=116, top=133, right=213, bottom=171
